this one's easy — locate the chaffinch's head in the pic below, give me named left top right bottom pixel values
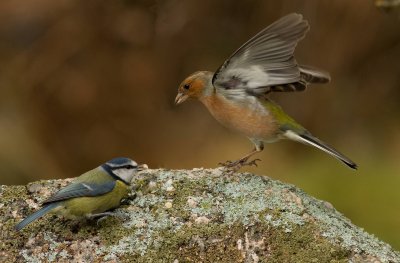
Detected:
left=175, top=71, right=213, bottom=104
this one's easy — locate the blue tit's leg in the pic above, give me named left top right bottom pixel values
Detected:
left=120, top=197, right=134, bottom=205
left=89, top=212, right=116, bottom=219
left=88, top=212, right=117, bottom=226
left=89, top=212, right=130, bottom=225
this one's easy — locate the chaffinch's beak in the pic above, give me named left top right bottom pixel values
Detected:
left=137, top=164, right=148, bottom=171
left=175, top=93, right=189, bottom=105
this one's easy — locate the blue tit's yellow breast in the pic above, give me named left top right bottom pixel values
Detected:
left=57, top=180, right=130, bottom=218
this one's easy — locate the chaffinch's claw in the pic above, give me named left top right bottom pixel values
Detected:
left=219, top=158, right=262, bottom=173
left=247, top=158, right=261, bottom=167
left=218, top=160, right=234, bottom=167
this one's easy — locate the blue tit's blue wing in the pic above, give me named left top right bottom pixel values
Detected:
left=43, top=181, right=116, bottom=204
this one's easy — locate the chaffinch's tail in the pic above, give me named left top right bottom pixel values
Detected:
left=284, top=130, right=357, bottom=169
left=299, top=65, right=331, bottom=84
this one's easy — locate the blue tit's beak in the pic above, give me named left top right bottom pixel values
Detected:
left=137, top=164, right=148, bottom=171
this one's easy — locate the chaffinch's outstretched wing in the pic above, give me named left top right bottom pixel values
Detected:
left=212, top=13, right=328, bottom=99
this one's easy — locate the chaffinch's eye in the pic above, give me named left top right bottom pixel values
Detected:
left=183, top=84, right=190, bottom=90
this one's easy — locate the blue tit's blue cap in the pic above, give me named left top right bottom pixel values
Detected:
left=106, top=157, right=137, bottom=167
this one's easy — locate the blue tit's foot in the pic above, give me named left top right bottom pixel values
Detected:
left=120, top=197, right=133, bottom=205
left=89, top=212, right=129, bottom=225
left=88, top=212, right=116, bottom=225
left=89, top=212, right=116, bottom=219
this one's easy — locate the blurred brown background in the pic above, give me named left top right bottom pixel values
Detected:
left=1, top=0, right=399, bottom=249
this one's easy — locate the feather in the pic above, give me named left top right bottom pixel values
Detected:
left=299, top=65, right=330, bottom=84
left=15, top=203, right=59, bottom=231
left=284, top=130, right=357, bottom=169
left=43, top=181, right=116, bottom=204
left=212, top=13, right=310, bottom=99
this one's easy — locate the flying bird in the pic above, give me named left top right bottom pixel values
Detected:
left=175, top=13, right=357, bottom=170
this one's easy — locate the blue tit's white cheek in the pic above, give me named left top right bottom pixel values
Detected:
left=130, top=160, right=138, bottom=167
left=113, top=168, right=135, bottom=184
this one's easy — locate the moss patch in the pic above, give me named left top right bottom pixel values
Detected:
left=1, top=185, right=31, bottom=261
left=123, top=220, right=349, bottom=263
left=1, top=169, right=399, bottom=262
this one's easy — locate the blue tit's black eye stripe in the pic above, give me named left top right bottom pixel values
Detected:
left=101, top=164, right=135, bottom=185
left=110, top=164, right=136, bottom=170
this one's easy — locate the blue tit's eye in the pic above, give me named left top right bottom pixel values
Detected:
left=183, top=84, right=190, bottom=90
left=113, top=164, right=135, bottom=170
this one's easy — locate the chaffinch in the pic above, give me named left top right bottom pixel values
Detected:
left=175, top=13, right=357, bottom=170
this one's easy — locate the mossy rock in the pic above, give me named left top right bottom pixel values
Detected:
left=1, top=168, right=399, bottom=262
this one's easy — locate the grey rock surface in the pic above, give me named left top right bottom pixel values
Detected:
left=1, top=168, right=399, bottom=262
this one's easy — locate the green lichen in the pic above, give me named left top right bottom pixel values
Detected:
left=119, top=219, right=350, bottom=262
left=0, top=185, right=31, bottom=261
left=1, top=169, right=399, bottom=262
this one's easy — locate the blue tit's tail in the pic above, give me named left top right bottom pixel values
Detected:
left=15, top=203, right=59, bottom=231
left=284, top=130, right=357, bottom=169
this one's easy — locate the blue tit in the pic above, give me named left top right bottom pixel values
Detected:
left=15, top=157, right=147, bottom=231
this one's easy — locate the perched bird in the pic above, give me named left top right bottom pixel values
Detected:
left=175, top=13, right=357, bottom=170
left=15, top=157, right=147, bottom=231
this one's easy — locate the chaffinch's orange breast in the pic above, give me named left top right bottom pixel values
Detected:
left=200, top=94, right=278, bottom=140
